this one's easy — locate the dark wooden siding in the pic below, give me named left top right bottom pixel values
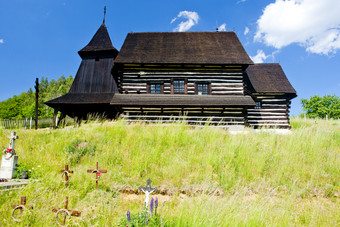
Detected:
left=247, top=95, right=291, bottom=128
left=121, top=107, right=246, bottom=126
left=119, top=69, right=244, bottom=96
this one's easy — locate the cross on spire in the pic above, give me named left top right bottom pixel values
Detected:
left=103, top=6, right=106, bottom=24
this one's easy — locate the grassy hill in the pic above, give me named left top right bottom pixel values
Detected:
left=0, top=118, right=339, bottom=226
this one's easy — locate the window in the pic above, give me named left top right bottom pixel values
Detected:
left=150, top=84, right=161, bottom=94
left=196, top=83, right=209, bottom=95
left=255, top=102, right=261, bottom=109
left=173, top=80, right=185, bottom=94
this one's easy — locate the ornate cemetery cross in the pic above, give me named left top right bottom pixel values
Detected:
left=12, top=196, right=33, bottom=222
left=60, top=165, right=74, bottom=187
left=5, top=131, right=19, bottom=158
left=52, top=196, right=81, bottom=226
left=87, top=162, right=107, bottom=190
left=139, top=178, right=157, bottom=209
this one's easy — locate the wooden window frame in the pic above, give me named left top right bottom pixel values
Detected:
left=171, top=78, right=187, bottom=94
left=195, top=82, right=211, bottom=95
left=148, top=82, right=164, bottom=94
left=254, top=101, right=261, bottom=109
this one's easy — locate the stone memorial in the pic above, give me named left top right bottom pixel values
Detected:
left=0, top=132, right=19, bottom=179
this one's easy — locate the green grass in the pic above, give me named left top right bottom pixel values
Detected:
left=0, top=118, right=339, bottom=226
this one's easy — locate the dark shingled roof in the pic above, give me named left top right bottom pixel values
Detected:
left=46, top=93, right=114, bottom=107
left=78, top=23, right=118, bottom=57
left=110, top=94, right=255, bottom=107
left=114, top=32, right=253, bottom=65
left=245, top=64, right=297, bottom=94
left=46, top=23, right=118, bottom=109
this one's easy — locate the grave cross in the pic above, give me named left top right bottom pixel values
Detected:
left=138, top=178, right=157, bottom=209
left=7, top=131, right=19, bottom=155
left=52, top=196, right=81, bottom=226
left=60, top=165, right=74, bottom=187
left=87, top=162, right=107, bottom=190
left=12, top=196, right=33, bottom=222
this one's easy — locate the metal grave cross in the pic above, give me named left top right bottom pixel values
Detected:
left=60, top=165, right=74, bottom=187
left=52, top=196, right=81, bottom=226
left=8, top=131, right=19, bottom=150
left=5, top=131, right=19, bottom=157
left=87, top=162, right=107, bottom=190
left=138, top=178, right=157, bottom=209
left=12, top=196, right=33, bottom=222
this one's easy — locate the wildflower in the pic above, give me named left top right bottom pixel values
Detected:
left=162, top=201, right=166, bottom=207
left=127, top=210, right=131, bottom=222
left=150, top=197, right=154, bottom=213
left=155, top=197, right=158, bottom=209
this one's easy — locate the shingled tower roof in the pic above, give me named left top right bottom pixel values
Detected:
left=78, top=23, right=118, bottom=58
left=45, top=21, right=119, bottom=119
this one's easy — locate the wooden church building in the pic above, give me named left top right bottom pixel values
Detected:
left=46, top=20, right=296, bottom=129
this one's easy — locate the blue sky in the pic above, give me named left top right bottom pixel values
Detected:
left=0, top=0, right=339, bottom=116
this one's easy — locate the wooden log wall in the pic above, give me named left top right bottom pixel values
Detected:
left=121, top=107, right=245, bottom=126
left=118, top=71, right=244, bottom=95
left=247, top=95, right=291, bottom=129
left=116, top=66, right=247, bottom=126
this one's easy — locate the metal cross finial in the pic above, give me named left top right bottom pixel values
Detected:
left=103, top=6, right=106, bottom=24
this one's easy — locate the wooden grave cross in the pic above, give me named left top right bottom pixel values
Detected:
left=52, top=196, right=81, bottom=226
left=87, top=162, right=107, bottom=190
left=138, top=178, right=157, bottom=209
left=60, top=165, right=74, bottom=187
left=12, top=196, right=33, bottom=222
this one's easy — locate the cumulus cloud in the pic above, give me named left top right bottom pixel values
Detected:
left=244, top=27, right=249, bottom=35
left=0, top=39, right=4, bottom=44
left=255, top=0, right=340, bottom=55
left=218, top=23, right=226, bottom=31
left=251, top=50, right=269, bottom=63
left=171, top=11, right=199, bottom=32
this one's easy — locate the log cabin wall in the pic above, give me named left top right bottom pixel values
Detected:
left=116, top=65, right=248, bottom=126
left=118, top=66, right=244, bottom=96
left=247, top=94, right=291, bottom=129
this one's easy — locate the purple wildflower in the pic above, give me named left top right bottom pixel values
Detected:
left=127, top=210, right=131, bottom=222
left=155, top=197, right=158, bottom=208
left=162, top=201, right=167, bottom=207
left=150, top=197, right=154, bottom=212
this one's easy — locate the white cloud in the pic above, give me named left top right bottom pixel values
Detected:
left=255, top=0, right=340, bottom=55
left=218, top=23, right=226, bottom=31
left=244, top=27, right=249, bottom=35
left=0, top=39, right=4, bottom=44
left=171, top=11, right=199, bottom=32
left=237, top=0, right=247, bottom=4
left=251, top=50, right=269, bottom=63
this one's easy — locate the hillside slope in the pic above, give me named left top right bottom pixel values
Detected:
left=0, top=118, right=339, bottom=226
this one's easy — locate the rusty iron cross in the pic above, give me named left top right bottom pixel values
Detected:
left=60, top=165, right=74, bottom=187
left=52, top=196, right=81, bottom=226
left=87, top=162, right=107, bottom=190
left=12, top=196, right=33, bottom=222
left=138, top=178, right=157, bottom=209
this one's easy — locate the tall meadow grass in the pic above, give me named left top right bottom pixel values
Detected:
left=0, top=118, right=339, bottom=226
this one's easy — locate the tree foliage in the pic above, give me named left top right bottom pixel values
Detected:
left=301, top=95, right=340, bottom=119
left=0, top=75, right=74, bottom=119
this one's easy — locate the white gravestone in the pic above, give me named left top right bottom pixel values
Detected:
left=0, top=132, right=19, bottom=179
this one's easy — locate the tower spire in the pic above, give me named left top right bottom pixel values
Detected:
left=103, top=6, right=106, bottom=24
